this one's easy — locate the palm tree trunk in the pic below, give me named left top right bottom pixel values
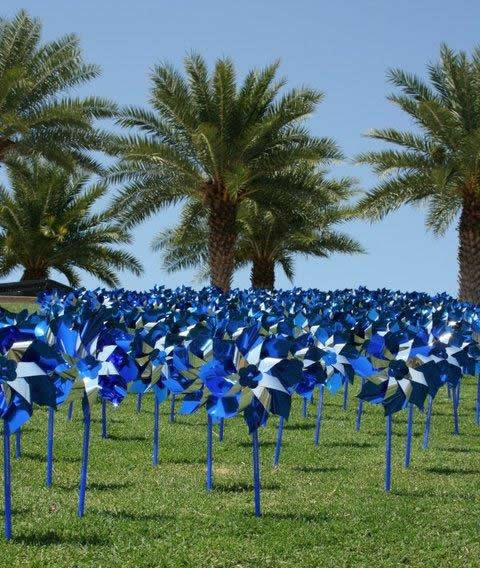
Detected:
left=251, top=258, right=275, bottom=290
left=458, top=197, right=480, bottom=303
left=21, top=267, right=49, bottom=281
left=207, top=199, right=237, bottom=291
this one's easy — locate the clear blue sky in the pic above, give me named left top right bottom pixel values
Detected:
left=3, top=0, right=479, bottom=294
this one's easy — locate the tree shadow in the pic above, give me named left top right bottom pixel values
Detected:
left=214, top=481, right=280, bottom=493
left=14, top=532, right=110, bottom=546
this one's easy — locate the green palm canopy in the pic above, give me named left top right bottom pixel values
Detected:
left=111, top=53, right=341, bottom=290
left=0, top=159, right=143, bottom=287
left=153, top=168, right=364, bottom=289
left=357, top=44, right=480, bottom=304
left=0, top=10, right=116, bottom=171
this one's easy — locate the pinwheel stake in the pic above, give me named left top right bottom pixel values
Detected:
left=385, top=414, right=393, bottom=493
left=14, top=429, right=21, bottom=459
left=136, top=392, right=143, bottom=413
left=169, top=393, right=176, bottom=423
left=404, top=403, right=414, bottom=468
left=77, top=395, right=91, bottom=517
left=302, top=397, right=308, bottom=418
left=101, top=399, right=108, bottom=439
left=476, top=377, right=480, bottom=426
left=152, top=395, right=160, bottom=467
left=452, top=384, right=460, bottom=435
left=2, top=421, right=12, bottom=541
left=218, top=418, right=225, bottom=442
left=67, top=401, right=74, bottom=421
left=342, top=380, right=349, bottom=411
left=46, top=407, right=55, bottom=488
left=314, top=384, right=325, bottom=446
left=205, top=415, right=213, bottom=491
left=423, top=395, right=433, bottom=449
left=355, top=379, right=365, bottom=432
left=447, top=384, right=452, bottom=400
left=273, top=416, right=284, bottom=466
left=251, top=429, right=262, bottom=517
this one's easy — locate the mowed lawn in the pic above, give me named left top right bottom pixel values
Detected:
left=0, top=377, right=478, bottom=568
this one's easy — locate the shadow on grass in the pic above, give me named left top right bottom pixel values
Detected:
left=262, top=511, right=329, bottom=523
left=292, top=465, right=346, bottom=473
left=214, top=481, right=281, bottom=493
left=15, top=532, right=110, bottom=546
left=284, top=423, right=313, bottom=431
left=55, top=481, right=134, bottom=492
left=237, top=440, right=279, bottom=448
left=22, top=451, right=80, bottom=464
left=439, top=446, right=480, bottom=454
left=324, top=440, right=376, bottom=449
left=91, top=418, right=125, bottom=425
left=166, top=457, right=205, bottom=465
left=95, top=509, right=175, bottom=522
left=107, top=434, right=147, bottom=442
left=425, top=466, right=479, bottom=475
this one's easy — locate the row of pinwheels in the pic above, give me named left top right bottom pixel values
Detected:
left=1, top=286, right=479, bottom=540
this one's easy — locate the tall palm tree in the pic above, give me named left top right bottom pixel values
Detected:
left=153, top=174, right=364, bottom=289
left=357, top=44, right=480, bottom=303
left=111, top=53, right=341, bottom=290
left=0, top=159, right=142, bottom=286
left=0, top=10, right=116, bottom=171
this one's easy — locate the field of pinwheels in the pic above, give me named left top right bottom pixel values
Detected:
left=0, top=287, right=480, bottom=567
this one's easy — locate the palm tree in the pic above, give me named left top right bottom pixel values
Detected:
left=0, top=10, right=116, bottom=171
left=0, top=159, right=143, bottom=286
left=153, top=172, right=364, bottom=289
left=357, top=44, right=480, bottom=303
left=111, top=53, right=341, bottom=290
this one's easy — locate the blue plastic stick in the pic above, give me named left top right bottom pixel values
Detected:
left=101, top=398, right=108, bottom=439
left=219, top=417, right=224, bottom=442
left=314, top=384, right=325, bottom=446
left=447, top=383, right=452, bottom=400
left=404, top=403, right=414, bottom=468
left=273, top=416, right=284, bottom=466
left=423, top=395, right=433, bottom=449
left=169, top=393, right=176, bottom=423
left=355, top=379, right=365, bottom=432
left=343, top=379, right=349, bottom=411
left=385, top=414, right=393, bottom=493
left=136, top=392, right=143, bottom=413
left=152, top=395, right=159, bottom=467
left=252, top=428, right=261, bottom=517
left=302, top=396, right=308, bottom=418
left=476, top=377, right=480, bottom=426
left=3, top=421, right=12, bottom=541
left=205, top=415, right=213, bottom=491
left=77, top=395, right=91, bottom=517
left=452, top=384, right=460, bottom=435
left=46, top=407, right=55, bottom=487
left=14, top=429, right=21, bottom=459
left=67, top=401, right=74, bottom=421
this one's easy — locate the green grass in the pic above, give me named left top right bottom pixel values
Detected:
left=0, top=301, right=37, bottom=313
left=1, top=381, right=479, bottom=567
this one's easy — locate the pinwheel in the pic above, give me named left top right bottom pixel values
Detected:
left=0, top=356, right=32, bottom=541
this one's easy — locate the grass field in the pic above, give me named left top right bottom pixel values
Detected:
left=0, top=301, right=37, bottom=313
left=0, top=380, right=478, bottom=568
